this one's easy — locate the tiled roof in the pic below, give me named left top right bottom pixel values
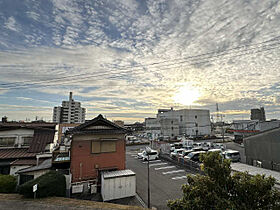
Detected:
left=69, top=114, right=128, bottom=135
left=10, top=158, right=42, bottom=166
left=28, top=129, right=55, bottom=153
left=0, top=148, right=36, bottom=159
left=17, top=158, right=52, bottom=173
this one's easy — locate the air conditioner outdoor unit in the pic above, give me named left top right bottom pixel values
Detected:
left=91, top=184, right=97, bottom=194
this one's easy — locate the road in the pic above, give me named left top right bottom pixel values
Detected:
left=126, top=145, right=193, bottom=210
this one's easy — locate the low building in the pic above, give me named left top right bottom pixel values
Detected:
left=244, top=127, right=280, bottom=171
left=69, top=114, right=127, bottom=192
left=230, top=120, right=280, bottom=141
left=145, top=108, right=211, bottom=139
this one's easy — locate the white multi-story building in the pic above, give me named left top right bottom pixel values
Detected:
left=53, top=92, right=86, bottom=123
left=145, top=108, right=211, bottom=139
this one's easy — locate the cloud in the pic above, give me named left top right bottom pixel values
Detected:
left=1, top=0, right=280, bottom=122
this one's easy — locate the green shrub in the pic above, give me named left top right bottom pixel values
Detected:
left=0, top=174, right=17, bottom=193
left=18, top=170, right=66, bottom=198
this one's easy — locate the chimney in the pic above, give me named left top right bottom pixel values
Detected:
left=69, top=92, right=73, bottom=101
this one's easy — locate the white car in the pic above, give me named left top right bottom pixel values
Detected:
left=138, top=149, right=159, bottom=161
left=184, top=151, right=206, bottom=162
left=223, top=150, right=240, bottom=162
left=170, top=148, right=185, bottom=158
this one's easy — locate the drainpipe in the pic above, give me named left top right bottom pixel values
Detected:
left=36, top=156, right=39, bottom=166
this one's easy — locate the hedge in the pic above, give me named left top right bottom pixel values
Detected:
left=0, top=174, right=17, bottom=193
left=18, top=170, right=66, bottom=198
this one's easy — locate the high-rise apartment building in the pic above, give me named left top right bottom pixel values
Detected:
left=53, top=92, right=86, bottom=123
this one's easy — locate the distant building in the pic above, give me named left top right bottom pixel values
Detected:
left=230, top=119, right=280, bottom=142
left=53, top=92, right=86, bottom=123
left=250, top=107, right=266, bottom=121
left=145, top=108, right=211, bottom=139
left=244, top=127, right=280, bottom=171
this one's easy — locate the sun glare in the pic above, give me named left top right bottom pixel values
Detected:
left=173, top=84, right=200, bottom=106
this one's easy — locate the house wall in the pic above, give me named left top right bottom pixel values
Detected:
left=0, top=129, right=34, bottom=148
left=10, top=165, right=31, bottom=176
left=23, top=169, right=50, bottom=179
left=70, top=134, right=125, bottom=183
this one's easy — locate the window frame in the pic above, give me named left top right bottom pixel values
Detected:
left=91, top=140, right=117, bottom=154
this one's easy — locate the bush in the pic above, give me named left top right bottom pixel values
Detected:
left=18, top=170, right=66, bottom=198
left=0, top=174, right=17, bottom=193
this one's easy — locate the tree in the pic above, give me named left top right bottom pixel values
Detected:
left=167, top=152, right=280, bottom=210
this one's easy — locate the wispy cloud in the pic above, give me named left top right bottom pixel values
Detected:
left=1, top=0, right=280, bottom=122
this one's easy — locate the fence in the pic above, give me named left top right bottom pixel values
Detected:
left=159, top=153, right=204, bottom=175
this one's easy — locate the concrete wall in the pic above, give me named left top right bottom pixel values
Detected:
left=157, top=109, right=211, bottom=136
left=244, top=128, right=280, bottom=171
left=159, top=118, right=179, bottom=138
left=10, top=165, right=31, bottom=176
left=70, top=134, right=125, bottom=183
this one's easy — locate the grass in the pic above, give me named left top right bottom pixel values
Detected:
left=0, top=193, right=147, bottom=210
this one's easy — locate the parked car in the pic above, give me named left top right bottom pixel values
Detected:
left=208, top=148, right=223, bottom=157
left=178, top=149, right=193, bottom=159
left=202, top=142, right=213, bottom=151
left=138, top=149, right=159, bottom=161
left=214, top=143, right=225, bottom=150
left=170, top=148, right=185, bottom=158
left=174, top=142, right=183, bottom=149
left=170, top=144, right=175, bottom=152
left=184, top=151, right=206, bottom=162
left=223, top=150, right=240, bottom=162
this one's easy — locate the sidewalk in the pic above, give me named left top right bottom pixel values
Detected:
left=231, top=162, right=280, bottom=184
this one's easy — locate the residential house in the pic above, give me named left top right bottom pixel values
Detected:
left=68, top=114, right=127, bottom=191
left=0, top=123, right=55, bottom=176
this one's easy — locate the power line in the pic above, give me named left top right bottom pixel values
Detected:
left=1, top=36, right=280, bottom=90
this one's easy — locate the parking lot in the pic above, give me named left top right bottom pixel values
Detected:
left=126, top=145, right=194, bottom=210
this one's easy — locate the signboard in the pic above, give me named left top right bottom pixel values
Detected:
left=72, top=184, right=83, bottom=194
left=33, top=184, right=37, bottom=192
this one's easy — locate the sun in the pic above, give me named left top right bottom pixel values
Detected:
left=173, top=84, right=200, bottom=105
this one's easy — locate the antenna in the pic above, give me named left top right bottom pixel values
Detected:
left=216, top=103, right=219, bottom=123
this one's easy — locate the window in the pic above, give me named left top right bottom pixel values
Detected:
left=195, top=115, right=197, bottom=119
left=171, top=127, right=174, bottom=130
left=23, top=137, right=33, bottom=146
left=180, top=115, right=183, bottom=122
left=0, top=137, right=16, bottom=147
left=91, top=141, right=116, bottom=153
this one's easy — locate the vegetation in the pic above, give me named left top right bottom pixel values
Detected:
left=167, top=152, right=280, bottom=210
left=19, top=171, right=66, bottom=198
left=0, top=174, right=17, bottom=193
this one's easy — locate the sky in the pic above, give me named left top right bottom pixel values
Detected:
left=1, top=0, right=280, bottom=123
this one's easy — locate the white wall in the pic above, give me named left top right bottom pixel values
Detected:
left=0, top=128, right=34, bottom=147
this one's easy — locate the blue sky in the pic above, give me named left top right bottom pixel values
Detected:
left=1, top=0, right=280, bottom=123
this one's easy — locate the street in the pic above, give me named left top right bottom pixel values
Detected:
left=126, top=145, right=193, bottom=210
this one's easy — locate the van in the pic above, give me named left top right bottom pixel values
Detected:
left=139, top=150, right=159, bottom=161
left=223, top=150, right=240, bottom=162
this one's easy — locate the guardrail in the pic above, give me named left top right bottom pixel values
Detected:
left=159, top=153, right=204, bottom=175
